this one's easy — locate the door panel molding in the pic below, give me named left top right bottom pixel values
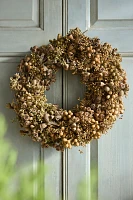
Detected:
left=0, top=0, right=62, bottom=52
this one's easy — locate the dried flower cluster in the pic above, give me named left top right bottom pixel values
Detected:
left=8, top=28, right=129, bottom=151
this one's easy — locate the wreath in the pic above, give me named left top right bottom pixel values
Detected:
left=8, top=28, right=129, bottom=151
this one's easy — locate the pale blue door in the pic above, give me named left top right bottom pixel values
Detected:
left=0, top=0, right=133, bottom=200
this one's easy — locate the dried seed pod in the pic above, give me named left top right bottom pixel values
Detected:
left=64, top=64, right=69, bottom=70
left=30, top=125, right=35, bottom=129
left=104, top=86, right=110, bottom=92
left=40, top=123, right=47, bottom=130
left=119, top=90, right=124, bottom=96
left=68, top=34, right=73, bottom=40
left=106, top=95, right=110, bottom=99
left=44, top=113, right=49, bottom=123
left=60, top=131, right=63, bottom=136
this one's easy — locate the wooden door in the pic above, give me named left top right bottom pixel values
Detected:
left=68, top=0, right=133, bottom=199
left=0, top=0, right=133, bottom=200
left=0, top=0, right=62, bottom=199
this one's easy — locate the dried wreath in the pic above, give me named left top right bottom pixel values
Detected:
left=8, top=28, right=129, bottom=151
